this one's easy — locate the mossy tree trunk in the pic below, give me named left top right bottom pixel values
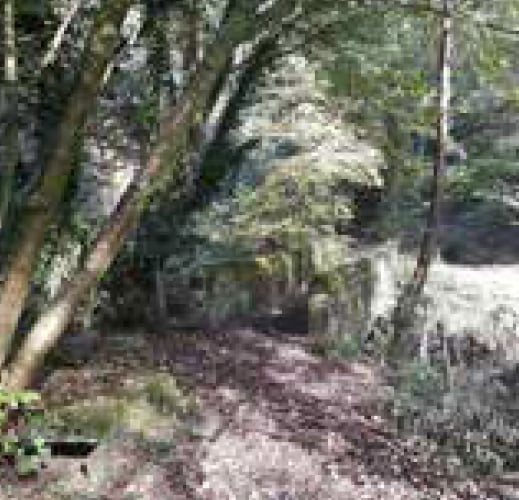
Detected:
left=390, top=1, right=452, bottom=347
left=3, top=163, right=154, bottom=389
left=3, top=47, right=240, bottom=389
left=0, top=1, right=132, bottom=367
left=3, top=1, right=303, bottom=388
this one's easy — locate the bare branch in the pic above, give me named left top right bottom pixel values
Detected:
left=39, top=0, right=82, bottom=73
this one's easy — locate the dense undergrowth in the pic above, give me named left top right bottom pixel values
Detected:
left=313, top=326, right=519, bottom=479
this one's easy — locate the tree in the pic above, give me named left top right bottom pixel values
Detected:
left=0, top=1, right=132, bottom=369
left=390, top=0, right=519, bottom=340
left=391, top=0, right=453, bottom=336
left=0, top=0, right=360, bottom=388
left=1, top=0, right=517, bottom=387
left=320, top=0, right=519, bottom=346
left=0, top=0, right=18, bottom=230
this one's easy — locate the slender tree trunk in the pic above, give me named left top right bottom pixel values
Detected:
left=0, top=0, right=18, bottom=231
left=390, top=2, right=452, bottom=339
left=39, top=0, right=82, bottom=73
left=184, top=0, right=201, bottom=77
left=0, top=1, right=131, bottom=367
left=154, top=260, right=168, bottom=328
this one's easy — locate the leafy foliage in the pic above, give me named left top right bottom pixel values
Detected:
left=0, top=389, right=48, bottom=476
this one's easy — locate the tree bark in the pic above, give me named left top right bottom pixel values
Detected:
left=3, top=164, right=152, bottom=390
left=2, top=47, right=220, bottom=390
left=390, top=1, right=452, bottom=340
left=3, top=0, right=308, bottom=388
left=0, top=0, right=18, bottom=231
left=0, top=1, right=131, bottom=367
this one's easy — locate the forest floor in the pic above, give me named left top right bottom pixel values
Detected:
left=1, top=327, right=518, bottom=499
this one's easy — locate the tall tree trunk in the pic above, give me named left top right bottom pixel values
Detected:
left=3, top=0, right=305, bottom=388
left=2, top=50, right=221, bottom=389
left=2, top=168, right=151, bottom=389
left=0, top=1, right=131, bottom=367
left=390, top=2, right=452, bottom=341
left=0, top=0, right=18, bottom=231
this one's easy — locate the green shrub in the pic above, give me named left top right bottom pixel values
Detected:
left=398, top=361, right=444, bottom=400
left=331, top=335, right=362, bottom=360
left=0, top=389, right=49, bottom=476
left=49, top=398, right=128, bottom=439
left=388, top=359, right=519, bottom=476
left=310, top=334, right=362, bottom=360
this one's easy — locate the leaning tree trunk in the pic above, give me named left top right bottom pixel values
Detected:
left=2, top=157, right=162, bottom=390
left=0, top=1, right=131, bottom=367
left=3, top=70, right=205, bottom=388
left=0, top=0, right=18, bottom=231
left=2, top=1, right=304, bottom=389
left=2, top=47, right=221, bottom=389
left=390, top=2, right=452, bottom=344
left=0, top=0, right=303, bottom=371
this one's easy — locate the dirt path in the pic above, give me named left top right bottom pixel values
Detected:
left=0, top=328, right=512, bottom=499
left=158, top=328, right=510, bottom=500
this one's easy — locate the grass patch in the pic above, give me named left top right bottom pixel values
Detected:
left=44, top=372, right=199, bottom=442
left=46, top=397, right=129, bottom=439
left=143, top=373, right=196, bottom=416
